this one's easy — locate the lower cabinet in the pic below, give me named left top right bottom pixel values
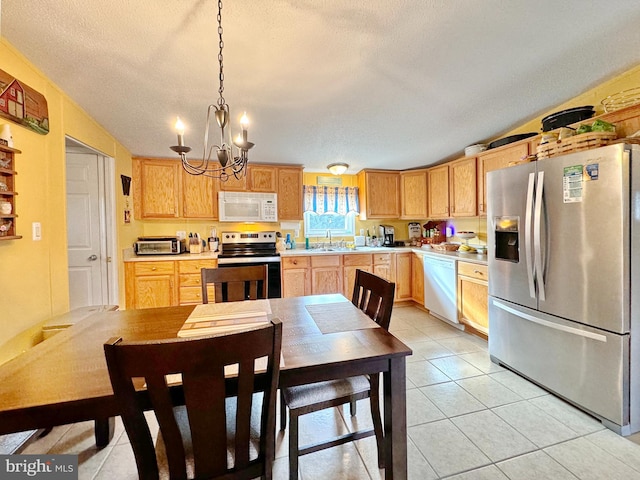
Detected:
left=311, top=255, right=343, bottom=295
left=457, top=261, right=489, bottom=335
left=125, top=258, right=218, bottom=308
left=281, top=256, right=311, bottom=297
left=411, top=253, right=424, bottom=305
left=394, top=253, right=412, bottom=300
left=343, top=254, right=373, bottom=298
left=178, top=259, right=218, bottom=305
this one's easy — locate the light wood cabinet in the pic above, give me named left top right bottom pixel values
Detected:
left=400, top=169, right=428, bottom=219
left=372, top=253, right=393, bottom=284
left=134, top=157, right=218, bottom=219
left=278, top=167, right=303, bottom=220
left=427, top=165, right=449, bottom=218
left=133, top=158, right=181, bottom=218
left=217, top=170, right=248, bottom=191
left=0, top=145, right=21, bottom=240
left=249, top=165, right=277, bottom=192
left=281, top=256, right=311, bottom=297
left=178, top=259, right=218, bottom=305
left=343, top=254, right=373, bottom=298
left=394, top=252, right=412, bottom=300
left=311, top=255, right=343, bottom=294
left=357, top=170, right=400, bottom=220
left=125, top=261, right=177, bottom=309
left=411, top=253, right=424, bottom=305
left=477, top=143, right=529, bottom=216
left=182, top=168, right=217, bottom=219
left=457, top=261, right=489, bottom=335
left=449, top=157, right=477, bottom=217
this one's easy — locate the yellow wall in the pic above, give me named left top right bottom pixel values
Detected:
left=0, top=39, right=137, bottom=363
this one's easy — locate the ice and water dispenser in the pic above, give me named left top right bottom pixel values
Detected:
left=494, top=216, right=519, bottom=262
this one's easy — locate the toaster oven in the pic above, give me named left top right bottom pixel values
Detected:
left=133, top=236, right=186, bottom=255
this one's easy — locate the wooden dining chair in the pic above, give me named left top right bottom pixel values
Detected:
left=104, top=319, right=282, bottom=480
left=201, top=265, right=269, bottom=303
left=279, top=269, right=395, bottom=479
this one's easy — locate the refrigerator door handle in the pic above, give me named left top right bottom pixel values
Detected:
left=492, top=299, right=607, bottom=342
left=525, top=172, right=536, bottom=299
left=534, top=171, right=546, bottom=301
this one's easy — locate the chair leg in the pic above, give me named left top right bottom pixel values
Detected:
left=280, top=390, right=287, bottom=430
left=288, top=410, right=300, bottom=480
left=349, top=396, right=357, bottom=416
left=369, top=375, right=385, bottom=469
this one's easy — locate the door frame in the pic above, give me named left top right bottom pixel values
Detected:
left=65, top=136, right=119, bottom=307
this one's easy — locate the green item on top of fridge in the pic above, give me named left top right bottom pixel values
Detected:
left=591, top=119, right=615, bottom=132
left=576, top=124, right=592, bottom=135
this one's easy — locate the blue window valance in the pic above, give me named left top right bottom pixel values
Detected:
left=303, top=186, right=360, bottom=215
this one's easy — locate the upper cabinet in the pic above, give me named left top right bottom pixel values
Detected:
left=477, top=143, right=529, bottom=216
left=182, top=168, right=217, bottom=219
left=277, top=167, right=303, bottom=220
left=0, top=145, right=21, bottom=240
left=133, top=158, right=182, bottom=218
left=357, top=170, right=400, bottom=220
left=248, top=165, right=277, bottom=192
left=449, top=157, right=477, bottom=217
left=400, top=169, right=428, bottom=219
left=427, top=164, right=449, bottom=218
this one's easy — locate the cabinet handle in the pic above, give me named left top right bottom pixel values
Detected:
left=151, top=267, right=157, bottom=271
left=474, top=269, right=483, bottom=275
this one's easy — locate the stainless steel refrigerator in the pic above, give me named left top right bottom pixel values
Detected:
left=487, top=143, right=640, bottom=435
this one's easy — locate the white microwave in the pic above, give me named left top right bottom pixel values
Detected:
left=218, top=191, right=278, bottom=222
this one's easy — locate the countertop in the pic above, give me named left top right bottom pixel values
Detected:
left=279, top=246, right=488, bottom=265
left=122, top=246, right=488, bottom=265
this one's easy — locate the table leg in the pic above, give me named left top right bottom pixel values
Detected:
left=383, top=357, right=407, bottom=480
left=94, top=417, right=115, bottom=448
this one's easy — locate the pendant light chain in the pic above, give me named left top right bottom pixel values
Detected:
left=217, top=0, right=225, bottom=108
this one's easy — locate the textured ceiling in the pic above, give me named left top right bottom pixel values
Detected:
left=2, top=1, right=640, bottom=173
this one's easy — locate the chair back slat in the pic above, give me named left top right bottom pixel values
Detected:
left=201, top=265, right=269, bottom=303
left=351, top=269, right=395, bottom=331
left=104, top=319, right=282, bottom=480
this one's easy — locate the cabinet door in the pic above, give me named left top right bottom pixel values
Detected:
left=449, top=157, right=477, bottom=217
left=182, top=170, right=217, bottom=218
left=358, top=171, right=400, bottom=219
left=135, top=159, right=181, bottom=218
left=427, top=165, right=449, bottom=218
left=311, top=267, right=343, bottom=295
left=218, top=171, right=248, bottom=191
left=458, top=275, right=489, bottom=334
left=411, top=253, right=424, bottom=304
left=394, top=253, right=412, bottom=300
left=249, top=165, right=277, bottom=192
left=282, top=268, right=310, bottom=297
left=400, top=170, right=428, bottom=219
left=343, top=265, right=373, bottom=299
left=278, top=167, right=303, bottom=220
left=477, top=143, right=529, bottom=216
left=133, top=275, right=175, bottom=309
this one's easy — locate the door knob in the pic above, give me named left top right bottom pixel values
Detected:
left=88, top=254, right=98, bottom=261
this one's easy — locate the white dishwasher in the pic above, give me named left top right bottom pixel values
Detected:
left=423, top=255, right=458, bottom=323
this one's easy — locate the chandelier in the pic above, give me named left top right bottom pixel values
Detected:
left=170, top=0, right=254, bottom=181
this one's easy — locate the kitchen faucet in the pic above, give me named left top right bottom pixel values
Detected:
left=326, top=229, right=332, bottom=247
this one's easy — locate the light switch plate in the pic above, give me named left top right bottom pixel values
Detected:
left=32, top=222, right=42, bottom=241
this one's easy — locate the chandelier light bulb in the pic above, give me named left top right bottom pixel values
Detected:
left=175, top=117, right=185, bottom=146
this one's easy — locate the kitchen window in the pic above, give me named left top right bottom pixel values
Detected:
left=303, top=185, right=359, bottom=237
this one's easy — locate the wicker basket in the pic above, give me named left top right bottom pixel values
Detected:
left=430, top=243, right=459, bottom=252
left=537, top=132, right=617, bottom=159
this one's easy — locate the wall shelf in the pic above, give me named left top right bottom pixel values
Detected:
left=0, top=145, right=21, bottom=240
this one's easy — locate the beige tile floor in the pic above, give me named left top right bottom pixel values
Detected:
left=20, top=304, right=640, bottom=479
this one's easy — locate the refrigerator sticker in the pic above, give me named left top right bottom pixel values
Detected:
left=563, top=165, right=583, bottom=203
left=585, top=163, right=599, bottom=181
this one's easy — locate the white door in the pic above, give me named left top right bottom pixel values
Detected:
left=66, top=151, right=108, bottom=309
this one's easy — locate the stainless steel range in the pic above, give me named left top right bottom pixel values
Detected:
left=217, top=231, right=281, bottom=298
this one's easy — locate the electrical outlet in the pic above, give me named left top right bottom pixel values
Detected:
left=32, top=222, right=42, bottom=241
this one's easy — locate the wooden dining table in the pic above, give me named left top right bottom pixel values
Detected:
left=0, top=294, right=412, bottom=479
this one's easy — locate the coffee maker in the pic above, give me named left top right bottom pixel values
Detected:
left=379, top=225, right=395, bottom=247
